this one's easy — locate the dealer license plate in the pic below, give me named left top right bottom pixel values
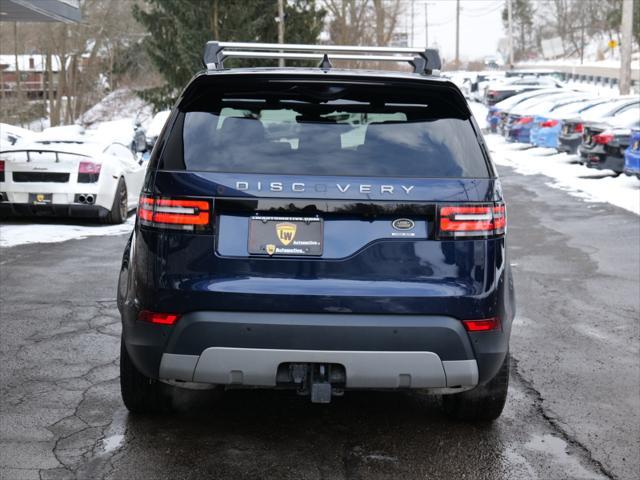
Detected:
left=248, top=216, right=323, bottom=256
left=29, top=193, right=52, bottom=205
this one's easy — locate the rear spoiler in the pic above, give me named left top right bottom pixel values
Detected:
left=0, top=149, right=91, bottom=161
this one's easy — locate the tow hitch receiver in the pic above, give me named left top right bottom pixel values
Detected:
left=276, top=363, right=346, bottom=403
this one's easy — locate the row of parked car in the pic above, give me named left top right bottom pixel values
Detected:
left=485, top=88, right=640, bottom=178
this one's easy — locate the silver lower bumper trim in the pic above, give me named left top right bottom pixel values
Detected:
left=159, top=348, right=478, bottom=389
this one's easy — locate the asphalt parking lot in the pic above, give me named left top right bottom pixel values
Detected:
left=1, top=164, right=638, bottom=480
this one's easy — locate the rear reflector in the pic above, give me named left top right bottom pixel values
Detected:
left=139, top=194, right=211, bottom=231
left=439, top=203, right=506, bottom=238
left=138, top=310, right=181, bottom=325
left=463, top=317, right=500, bottom=332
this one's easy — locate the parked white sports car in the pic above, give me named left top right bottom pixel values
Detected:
left=0, top=132, right=146, bottom=223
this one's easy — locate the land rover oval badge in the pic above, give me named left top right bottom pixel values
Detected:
left=392, top=218, right=415, bottom=231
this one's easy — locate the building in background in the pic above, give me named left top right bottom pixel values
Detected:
left=0, top=54, right=63, bottom=98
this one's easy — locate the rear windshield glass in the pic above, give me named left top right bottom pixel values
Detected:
left=173, top=80, right=490, bottom=178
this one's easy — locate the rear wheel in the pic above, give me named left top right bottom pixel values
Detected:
left=120, top=338, right=172, bottom=414
left=442, top=353, right=510, bottom=422
left=104, top=178, right=127, bottom=224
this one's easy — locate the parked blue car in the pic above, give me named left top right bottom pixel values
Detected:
left=529, top=116, right=562, bottom=147
left=624, top=130, right=640, bottom=178
left=530, top=99, right=608, bottom=148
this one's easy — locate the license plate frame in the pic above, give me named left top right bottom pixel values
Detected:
left=248, top=216, right=323, bottom=256
left=29, top=193, right=52, bottom=205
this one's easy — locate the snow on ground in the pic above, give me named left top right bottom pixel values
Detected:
left=0, top=216, right=135, bottom=248
left=486, top=134, right=640, bottom=215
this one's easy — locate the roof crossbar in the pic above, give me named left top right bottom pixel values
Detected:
left=202, top=41, right=441, bottom=75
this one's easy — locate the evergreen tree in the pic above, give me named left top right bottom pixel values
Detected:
left=133, top=0, right=326, bottom=110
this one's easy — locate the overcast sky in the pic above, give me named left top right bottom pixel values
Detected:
left=400, top=0, right=505, bottom=61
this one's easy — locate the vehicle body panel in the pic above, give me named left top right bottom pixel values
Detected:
left=623, top=131, right=640, bottom=177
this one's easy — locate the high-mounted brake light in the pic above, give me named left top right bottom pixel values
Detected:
left=540, top=119, right=558, bottom=128
left=138, top=310, right=181, bottom=325
left=463, top=317, right=500, bottom=332
left=593, top=132, right=614, bottom=145
left=138, top=194, right=211, bottom=230
left=79, top=161, right=101, bottom=174
left=439, top=203, right=506, bottom=238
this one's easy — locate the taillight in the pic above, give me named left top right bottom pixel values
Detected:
left=79, top=161, right=101, bottom=174
left=516, top=116, right=533, bottom=125
left=540, top=119, right=558, bottom=128
left=0, top=160, right=5, bottom=172
left=574, top=123, right=584, bottom=133
left=138, top=194, right=211, bottom=231
left=593, top=132, right=614, bottom=145
left=138, top=310, right=181, bottom=325
left=439, top=203, right=506, bottom=238
left=463, top=317, right=500, bottom=332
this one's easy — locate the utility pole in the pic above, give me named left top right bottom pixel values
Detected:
left=424, top=2, right=429, bottom=47
left=455, top=0, right=460, bottom=68
left=507, top=0, right=514, bottom=68
left=277, top=0, right=285, bottom=67
left=619, top=0, right=633, bottom=95
left=410, top=0, right=415, bottom=47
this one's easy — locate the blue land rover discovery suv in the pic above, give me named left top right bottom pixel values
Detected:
left=118, top=42, right=515, bottom=421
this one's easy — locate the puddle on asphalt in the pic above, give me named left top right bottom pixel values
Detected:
left=525, top=434, right=604, bottom=479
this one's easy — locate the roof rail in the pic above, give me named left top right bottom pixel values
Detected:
left=202, top=42, right=441, bottom=75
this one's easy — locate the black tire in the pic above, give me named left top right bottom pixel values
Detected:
left=104, top=178, right=127, bottom=224
left=120, top=338, right=172, bottom=414
left=442, top=353, right=510, bottom=422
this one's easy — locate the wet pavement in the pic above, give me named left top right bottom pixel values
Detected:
left=1, top=164, right=638, bottom=479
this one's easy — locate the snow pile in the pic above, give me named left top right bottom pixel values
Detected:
left=0, top=216, right=135, bottom=248
left=486, top=134, right=640, bottom=215
left=77, top=89, right=152, bottom=127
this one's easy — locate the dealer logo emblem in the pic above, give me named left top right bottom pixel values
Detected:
left=265, top=244, right=276, bottom=255
left=276, top=222, right=296, bottom=245
left=36, top=194, right=45, bottom=202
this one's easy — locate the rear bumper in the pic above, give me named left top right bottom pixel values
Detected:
left=583, top=153, right=625, bottom=173
left=557, top=135, right=581, bottom=154
left=161, top=348, right=478, bottom=390
left=122, top=311, right=509, bottom=389
left=0, top=202, right=109, bottom=219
